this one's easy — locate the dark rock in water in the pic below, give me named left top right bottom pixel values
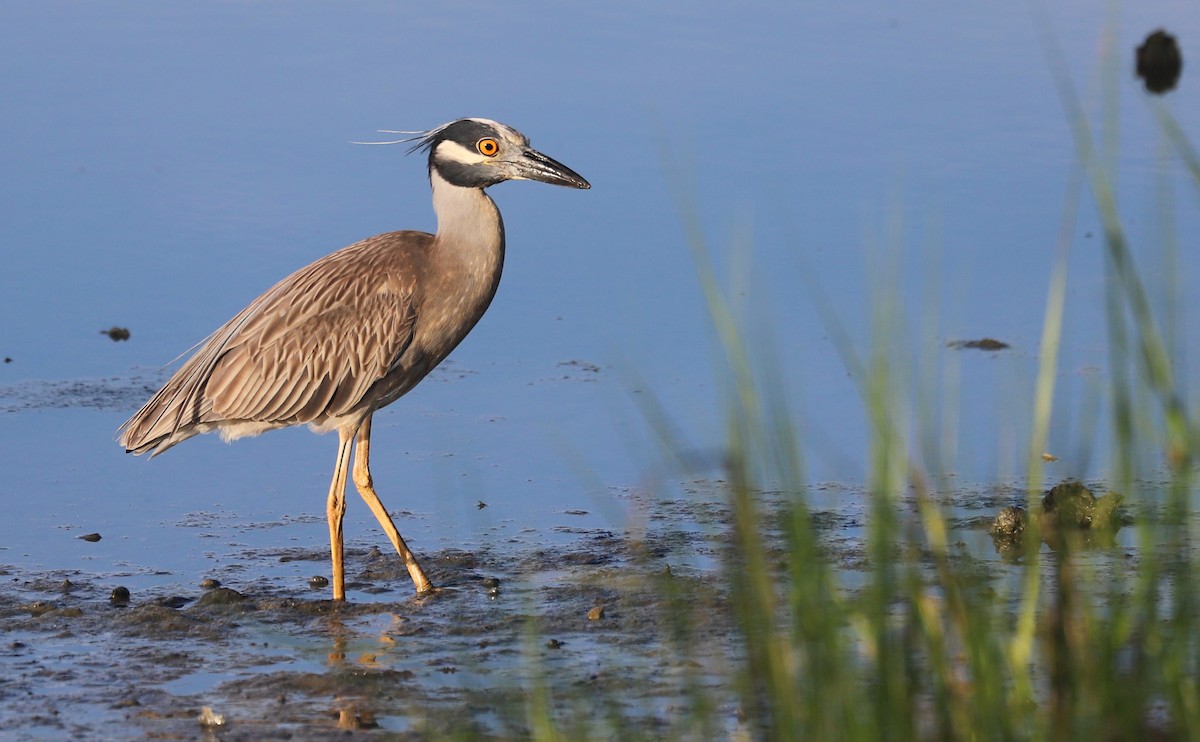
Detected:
left=1043, top=481, right=1098, bottom=528
left=26, top=601, right=57, bottom=617
left=990, top=506, right=1029, bottom=560
left=947, top=338, right=1009, bottom=352
left=1136, top=29, right=1183, bottom=94
left=196, top=587, right=247, bottom=606
left=1042, top=481, right=1124, bottom=531
left=991, top=506, right=1026, bottom=539
left=990, top=481, right=1125, bottom=557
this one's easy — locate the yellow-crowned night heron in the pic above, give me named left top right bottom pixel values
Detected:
left=118, top=118, right=589, bottom=600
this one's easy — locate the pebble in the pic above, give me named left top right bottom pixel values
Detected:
left=27, top=601, right=56, bottom=617
left=197, top=587, right=246, bottom=606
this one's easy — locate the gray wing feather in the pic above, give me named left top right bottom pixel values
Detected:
left=119, top=232, right=425, bottom=455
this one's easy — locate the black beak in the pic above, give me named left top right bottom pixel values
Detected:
left=518, top=147, right=591, bottom=189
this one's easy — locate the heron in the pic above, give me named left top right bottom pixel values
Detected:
left=118, top=118, right=590, bottom=600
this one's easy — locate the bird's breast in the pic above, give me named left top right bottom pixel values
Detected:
left=410, top=234, right=505, bottom=364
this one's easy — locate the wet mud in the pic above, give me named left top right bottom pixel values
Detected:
left=0, top=492, right=756, bottom=739
left=946, top=338, right=1010, bottom=352
left=0, top=482, right=1142, bottom=739
left=0, top=375, right=165, bottom=414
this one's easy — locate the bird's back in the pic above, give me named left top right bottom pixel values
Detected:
left=118, top=229, right=491, bottom=455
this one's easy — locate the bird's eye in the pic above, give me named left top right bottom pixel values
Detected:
left=477, top=138, right=499, bottom=157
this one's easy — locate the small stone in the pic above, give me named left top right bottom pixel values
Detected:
left=587, top=605, right=605, bottom=621
left=79, top=533, right=101, bottom=542
left=1136, top=29, right=1183, bottom=95
left=196, top=587, right=246, bottom=606
left=156, top=596, right=190, bottom=609
left=110, top=586, right=131, bottom=606
left=27, top=601, right=56, bottom=617
left=991, top=506, right=1027, bottom=539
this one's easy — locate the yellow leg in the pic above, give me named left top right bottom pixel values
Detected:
left=351, top=415, right=435, bottom=594
left=326, top=426, right=354, bottom=601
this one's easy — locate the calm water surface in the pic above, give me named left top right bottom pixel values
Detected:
left=1, top=0, right=1198, bottom=605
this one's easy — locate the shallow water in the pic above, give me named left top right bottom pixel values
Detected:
left=0, top=481, right=1176, bottom=739
left=0, top=490, right=736, bottom=738
left=3, top=1, right=1200, bottom=737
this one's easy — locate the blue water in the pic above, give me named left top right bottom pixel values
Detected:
left=1, top=2, right=1199, bottom=585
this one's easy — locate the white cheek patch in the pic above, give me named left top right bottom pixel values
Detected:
left=435, top=140, right=489, bottom=165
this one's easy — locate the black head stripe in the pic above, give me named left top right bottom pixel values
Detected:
left=408, top=119, right=500, bottom=155
left=437, top=119, right=503, bottom=149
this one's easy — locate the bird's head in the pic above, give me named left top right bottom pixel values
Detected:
left=406, top=118, right=590, bottom=191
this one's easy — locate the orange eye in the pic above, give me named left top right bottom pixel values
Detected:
left=477, top=138, right=499, bottom=156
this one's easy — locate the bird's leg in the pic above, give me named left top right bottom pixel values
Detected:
left=326, top=426, right=355, bottom=601
left=351, top=415, right=435, bottom=594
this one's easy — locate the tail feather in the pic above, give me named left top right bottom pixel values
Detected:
left=118, top=303, right=261, bottom=455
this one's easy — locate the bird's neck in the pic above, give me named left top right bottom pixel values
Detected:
left=430, top=169, right=505, bottom=260
left=424, top=168, right=506, bottom=342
